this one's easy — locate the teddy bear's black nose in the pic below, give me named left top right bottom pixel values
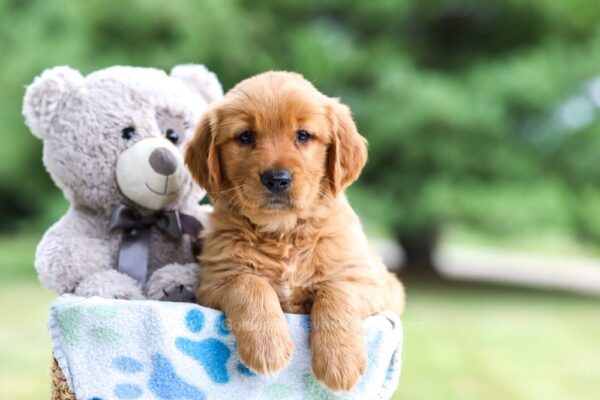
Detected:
left=149, top=147, right=178, bottom=176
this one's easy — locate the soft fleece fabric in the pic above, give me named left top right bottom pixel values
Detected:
left=49, top=295, right=403, bottom=400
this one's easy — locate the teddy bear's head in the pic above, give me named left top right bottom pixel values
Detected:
left=23, top=65, right=222, bottom=214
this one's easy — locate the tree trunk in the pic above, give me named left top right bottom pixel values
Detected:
left=396, top=229, right=442, bottom=281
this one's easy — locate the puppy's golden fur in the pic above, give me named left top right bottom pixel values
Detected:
left=185, top=71, right=404, bottom=391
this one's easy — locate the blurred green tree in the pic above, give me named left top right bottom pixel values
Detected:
left=4, top=0, right=600, bottom=276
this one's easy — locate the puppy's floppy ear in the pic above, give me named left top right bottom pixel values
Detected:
left=327, top=101, right=368, bottom=195
left=185, top=110, right=222, bottom=195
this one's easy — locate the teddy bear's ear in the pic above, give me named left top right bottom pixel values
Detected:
left=170, top=64, right=224, bottom=105
left=22, top=66, right=84, bottom=139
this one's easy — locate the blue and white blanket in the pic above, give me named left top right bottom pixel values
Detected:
left=49, top=295, right=403, bottom=400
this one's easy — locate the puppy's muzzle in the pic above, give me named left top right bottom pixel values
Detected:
left=261, top=169, right=292, bottom=193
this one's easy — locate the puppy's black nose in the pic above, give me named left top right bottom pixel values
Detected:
left=149, top=147, right=177, bottom=176
left=261, top=169, right=292, bottom=193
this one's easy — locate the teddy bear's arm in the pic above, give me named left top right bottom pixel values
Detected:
left=74, top=270, right=144, bottom=299
left=35, top=213, right=143, bottom=299
left=145, top=262, right=200, bottom=302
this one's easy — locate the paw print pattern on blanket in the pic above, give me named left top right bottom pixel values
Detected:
left=111, top=354, right=206, bottom=400
left=111, top=356, right=145, bottom=399
left=236, top=363, right=256, bottom=377
left=214, top=314, right=231, bottom=336
left=55, top=304, right=120, bottom=346
left=303, top=374, right=338, bottom=400
left=55, top=305, right=83, bottom=345
left=175, top=309, right=232, bottom=384
left=149, top=354, right=206, bottom=400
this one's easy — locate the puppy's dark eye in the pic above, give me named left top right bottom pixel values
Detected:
left=121, top=127, right=135, bottom=140
left=238, top=130, right=256, bottom=145
left=296, top=130, right=311, bottom=143
left=166, top=129, right=179, bottom=144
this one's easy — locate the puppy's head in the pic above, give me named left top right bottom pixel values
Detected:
left=185, top=71, right=367, bottom=216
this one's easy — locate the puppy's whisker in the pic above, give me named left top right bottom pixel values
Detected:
left=316, top=187, right=336, bottom=204
left=321, top=177, right=336, bottom=186
left=207, top=186, right=237, bottom=196
left=209, top=188, right=238, bottom=203
left=210, top=182, right=255, bottom=206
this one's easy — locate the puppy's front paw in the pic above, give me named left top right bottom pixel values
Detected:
left=236, top=319, right=295, bottom=375
left=311, top=327, right=367, bottom=392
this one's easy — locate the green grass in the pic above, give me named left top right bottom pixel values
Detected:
left=393, top=284, right=600, bottom=400
left=1, top=234, right=600, bottom=399
left=0, top=234, right=41, bottom=281
left=0, top=283, right=54, bottom=400
left=0, top=234, right=54, bottom=400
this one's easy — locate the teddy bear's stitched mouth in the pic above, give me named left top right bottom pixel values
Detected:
left=145, top=181, right=177, bottom=196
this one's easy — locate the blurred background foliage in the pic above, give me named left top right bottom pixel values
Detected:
left=4, top=0, right=600, bottom=268
left=2, top=1, right=600, bottom=399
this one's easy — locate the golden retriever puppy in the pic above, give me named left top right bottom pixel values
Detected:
left=185, top=71, right=404, bottom=391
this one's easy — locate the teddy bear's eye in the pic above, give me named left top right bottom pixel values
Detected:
left=121, top=127, right=135, bottom=140
left=166, top=129, right=179, bottom=144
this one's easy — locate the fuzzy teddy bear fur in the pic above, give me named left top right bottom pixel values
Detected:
left=23, top=64, right=222, bottom=300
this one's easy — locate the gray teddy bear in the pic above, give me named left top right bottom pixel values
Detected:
left=23, top=64, right=222, bottom=301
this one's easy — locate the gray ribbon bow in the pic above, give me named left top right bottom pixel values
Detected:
left=108, top=204, right=203, bottom=286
